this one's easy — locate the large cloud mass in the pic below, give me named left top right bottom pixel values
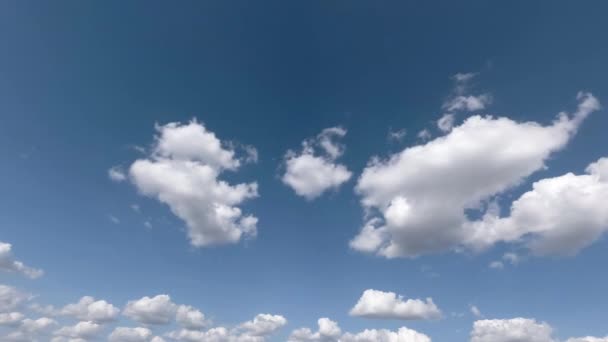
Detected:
left=129, top=120, right=259, bottom=247
left=351, top=93, right=600, bottom=258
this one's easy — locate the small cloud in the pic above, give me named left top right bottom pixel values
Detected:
left=417, top=129, right=432, bottom=140
left=489, top=261, right=504, bottom=269
left=108, top=215, right=120, bottom=224
left=490, top=252, right=521, bottom=270
left=437, top=113, right=455, bottom=132
left=108, top=166, right=127, bottom=182
left=144, top=221, right=152, bottom=229
left=387, top=128, right=407, bottom=142
left=470, top=305, right=482, bottom=318
left=130, top=204, right=140, bottom=213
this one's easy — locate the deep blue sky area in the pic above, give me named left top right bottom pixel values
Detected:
left=1, top=1, right=607, bottom=341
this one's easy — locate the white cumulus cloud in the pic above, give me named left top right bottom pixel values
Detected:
left=175, top=305, right=207, bottom=330
left=0, top=242, right=43, bottom=279
left=350, top=289, right=441, bottom=320
left=351, top=92, right=600, bottom=258
left=470, top=318, right=554, bottom=342
left=465, top=156, right=608, bottom=256
left=128, top=120, right=259, bottom=247
left=282, top=127, right=352, bottom=200
left=109, top=327, right=154, bottom=342
left=123, top=294, right=177, bottom=325
left=54, top=321, right=102, bottom=340
left=288, top=317, right=431, bottom=342
left=166, top=313, right=286, bottom=342
left=59, top=296, right=120, bottom=323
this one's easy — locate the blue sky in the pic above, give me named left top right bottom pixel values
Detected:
left=1, top=1, right=608, bottom=341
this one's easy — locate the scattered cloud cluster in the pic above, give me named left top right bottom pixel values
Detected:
left=125, top=120, right=259, bottom=247
left=0, top=242, right=43, bottom=279
left=351, top=93, right=601, bottom=258
left=0, top=285, right=285, bottom=342
left=288, top=317, right=431, bottom=342
left=349, top=289, right=442, bottom=320
left=282, top=127, right=353, bottom=200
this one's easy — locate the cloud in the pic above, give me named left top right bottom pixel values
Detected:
left=238, top=313, right=288, bottom=336
left=349, top=289, right=441, bottom=320
left=282, top=127, right=352, bottom=200
left=288, top=318, right=431, bottom=342
left=128, top=120, right=259, bottom=247
left=0, top=242, right=43, bottom=279
left=0, top=285, right=29, bottom=313
left=123, top=295, right=177, bottom=325
left=444, top=72, right=491, bottom=112
left=175, top=305, right=207, bottom=330
left=443, top=94, right=492, bottom=113
left=109, top=166, right=127, bottom=182
left=489, top=253, right=520, bottom=270
left=417, top=129, right=432, bottom=140
left=0, top=312, right=24, bottom=326
left=470, top=305, right=482, bottom=318
left=351, top=92, right=600, bottom=258
left=465, top=156, right=608, bottom=256
left=388, top=128, right=407, bottom=142
left=166, top=313, right=286, bottom=341
left=59, top=296, right=120, bottom=323
left=567, top=338, right=608, bottom=342
left=5, top=317, right=57, bottom=341
left=109, top=327, right=154, bottom=342
left=54, top=321, right=102, bottom=340
left=470, top=318, right=554, bottom=342
left=437, top=113, right=455, bottom=132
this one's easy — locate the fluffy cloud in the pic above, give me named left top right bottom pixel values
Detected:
left=342, top=328, right=432, bottom=342
left=349, top=289, right=441, bottom=320
left=175, top=305, right=207, bottom=330
left=282, top=127, right=352, bottom=200
left=0, top=242, right=43, bottom=279
left=567, top=338, right=608, bottom=342
left=5, top=317, right=57, bottom=341
left=54, top=321, right=102, bottom=340
left=109, top=327, right=154, bottom=342
left=0, top=312, right=24, bottom=326
left=128, top=120, right=259, bottom=247
left=465, top=157, right=608, bottom=256
left=166, top=313, right=287, bottom=341
left=470, top=318, right=554, bottom=342
left=60, top=296, right=120, bottom=323
left=0, top=285, right=29, bottom=313
left=288, top=318, right=431, bottom=342
left=238, top=313, right=288, bottom=336
left=351, top=92, right=600, bottom=258
left=123, top=295, right=177, bottom=325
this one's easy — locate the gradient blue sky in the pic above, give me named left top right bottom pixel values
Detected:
left=1, top=1, right=607, bottom=341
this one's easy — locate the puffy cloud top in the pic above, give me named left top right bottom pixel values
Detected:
left=282, top=127, right=352, bottom=200
left=128, top=120, right=259, bottom=247
left=352, top=93, right=600, bottom=258
left=350, top=289, right=441, bottom=320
